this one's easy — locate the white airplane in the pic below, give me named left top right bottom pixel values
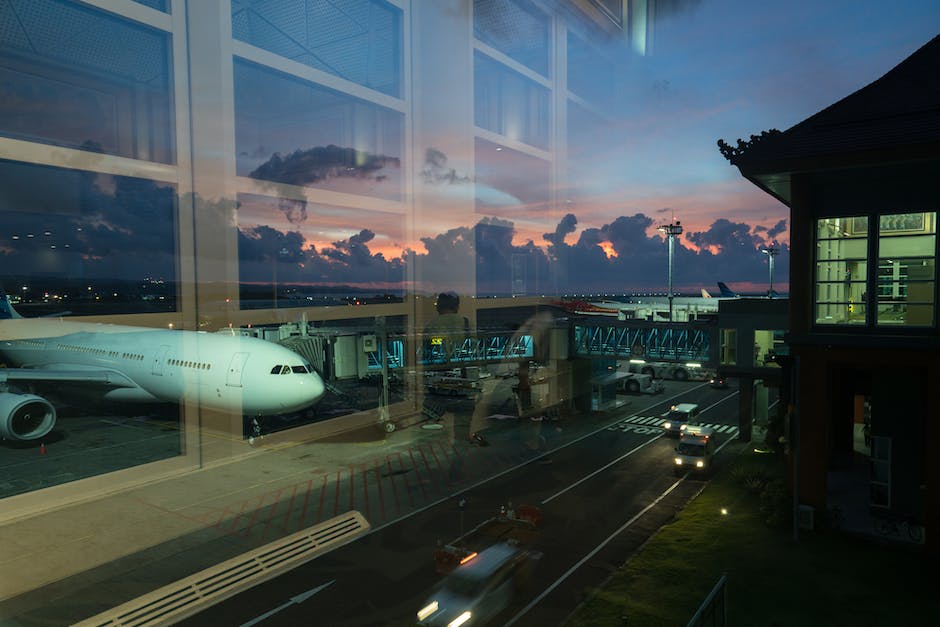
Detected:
left=0, top=290, right=325, bottom=442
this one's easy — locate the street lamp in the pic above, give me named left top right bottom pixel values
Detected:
left=658, top=220, right=683, bottom=321
left=760, top=242, right=779, bottom=298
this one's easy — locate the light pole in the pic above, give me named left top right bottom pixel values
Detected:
left=760, top=242, right=779, bottom=298
left=658, top=220, right=683, bottom=321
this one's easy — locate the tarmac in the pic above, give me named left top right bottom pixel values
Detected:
left=0, top=392, right=605, bottom=626
left=0, top=397, right=907, bottom=626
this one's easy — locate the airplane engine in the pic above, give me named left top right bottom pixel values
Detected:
left=0, top=393, right=56, bottom=441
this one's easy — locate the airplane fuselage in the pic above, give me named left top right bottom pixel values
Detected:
left=0, top=319, right=325, bottom=416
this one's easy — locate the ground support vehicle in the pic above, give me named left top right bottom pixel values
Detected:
left=433, top=503, right=542, bottom=575
left=661, top=402, right=701, bottom=437
left=626, top=360, right=711, bottom=382
left=673, top=426, right=716, bottom=475
left=615, top=371, right=665, bottom=395
left=421, top=503, right=542, bottom=626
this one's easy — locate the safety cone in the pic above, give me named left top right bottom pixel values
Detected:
left=40, top=442, right=46, bottom=455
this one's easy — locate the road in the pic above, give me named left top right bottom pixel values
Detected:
left=178, top=383, right=743, bottom=626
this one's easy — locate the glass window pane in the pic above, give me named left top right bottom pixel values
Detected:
left=0, top=159, right=178, bottom=315
left=234, top=60, right=403, bottom=201
left=567, top=31, right=615, bottom=107
left=474, top=52, right=550, bottom=150
left=232, top=0, right=402, bottom=98
left=0, top=0, right=174, bottom=163
left=877, top=213, right=936, bottom=327
left=474, top=0, right=550, bottom=77
left=132, top=0, right=167, bottom=11
left=816, top=237, right=868, bottom=261
left=817, top=216, right=867, bottom=239
left=236, top=193, right=405, bottom=309
left=816, top=304, right=866, bottom=325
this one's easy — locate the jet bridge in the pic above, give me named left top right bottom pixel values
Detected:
left=571, top=321, right=715, bottom=365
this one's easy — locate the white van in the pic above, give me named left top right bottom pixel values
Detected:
left=661, top=402, right=700, bottom=437
left=674, top=426, right=716, bottom=475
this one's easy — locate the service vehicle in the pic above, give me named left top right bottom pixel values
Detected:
left=418, top=542, right=533, bottom=626
left=615, top=371, right=665, bottom=395
left=673, top=425, right=716, bottom=475
left=419, top=502, right=542, bottom=625
left=709, top=374, right=729, bottom=389
left=661, top=402, right=700, bottom=437
left=626, top=359, right=710, bottom=382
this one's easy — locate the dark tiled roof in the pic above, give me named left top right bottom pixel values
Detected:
left=728, top=33, right=940, bottom=169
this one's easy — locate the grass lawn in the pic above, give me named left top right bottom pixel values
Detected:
left=565, top=449, right=936, bottom=626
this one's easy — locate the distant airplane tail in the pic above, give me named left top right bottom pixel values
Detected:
left=717, top=282, right=738, bottom=298
left=0, top=288, right=23, bottom=319
left=701, top=288, right=713, bottom=298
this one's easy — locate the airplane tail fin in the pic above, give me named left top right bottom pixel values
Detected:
left=0, top=288, right=24, bottom=319
left=717, top=282, right=738, bottom=298
left=701, top=288, right=713, bottom=298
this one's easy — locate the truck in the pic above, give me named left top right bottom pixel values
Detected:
left=673, top=425, right=716, bottom=475
left=615, top=371, right=665, bottom=395
left=625, top=359, right=712, bottom=382
left=420, top=502, right=542, bottom=626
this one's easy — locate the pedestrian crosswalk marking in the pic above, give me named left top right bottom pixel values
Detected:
left=608, top=416, right=739, bottom=436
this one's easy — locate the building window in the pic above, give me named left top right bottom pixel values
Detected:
left=719, top=328, right=736, bottom=366
left=474, top=51, right=550, bottom=150
left=233, top=59, right=404, bottom=201
left=473, top=0, right=550, bottom=77
left=815, top=212, right=937, bottom=327
left=876, top=212, right=936, bottom=326
left=0, top=0, right=175, bottom=164
left=231, top=0, right=402, bottom=98
left=815, top=216, right=868, bottom=325
left=754, top=329, right=786, bottom=367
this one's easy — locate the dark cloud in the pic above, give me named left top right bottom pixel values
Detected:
left=249, top=144, right=400, bottom=187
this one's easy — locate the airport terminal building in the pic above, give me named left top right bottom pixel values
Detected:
left=0, top=0, right=682, bottom=610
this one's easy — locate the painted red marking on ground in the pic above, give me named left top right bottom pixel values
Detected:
left=397, top=451, right=415, bottom=509
left=333, top=470, right=341, bottom=517
left=262, top=488, right=284, bottom=538
left=317, top=474, right=327, bottom=523
left=298, top=478, right=313, bottom=530
left=374, top=459, right=386, bottom=521
left=418, top=444, right=441, bottom=491
left=282, top=483, right=299, bottom=534
left=213, top=505, right=232, bottom=529
left=242, top=494, right=266, bottom=537
left=409, top=448, right=428, bottom=499
left=386, top=455, right=401, bottom=513
left=360, top=464, right=370, bottom=520
left=228, top=496, right=253, bottom=533
left=348, top=466, right=355, bottom=512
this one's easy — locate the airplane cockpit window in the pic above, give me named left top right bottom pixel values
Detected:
left=281, top=366, right=291, bottom=374
left=291, top=365, right=308, bottom=374
left=270, top=365, right=283, bottom=374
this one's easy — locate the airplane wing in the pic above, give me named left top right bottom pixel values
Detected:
left=0, top=367, right=137, bottom=388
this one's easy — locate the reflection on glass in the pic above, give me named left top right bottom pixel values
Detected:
left=473, top=0, right=550, bottom=77
left=474, top=51, right=550, bottom=150
left=131, top=0, right=167, bottom=11
left=0, top=159, right=177, bottom=315
left=567, top=31, right=615, bottom=106
left=0, top=0, right=174, bottom=163
left=236, top=193, right=406, bottom=309
left=474, top=138, right=550, bottom=215
left=234, top=60, right=403, bottom=201
left=232, top=0, right=401, bottom=97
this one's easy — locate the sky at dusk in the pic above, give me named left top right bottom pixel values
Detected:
left=2, top=0, right=939, bottom=300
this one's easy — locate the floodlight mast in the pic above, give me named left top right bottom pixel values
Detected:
left=658, top=220, right=683, bottom=321
left=760, top=242, right=779, bottom=298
